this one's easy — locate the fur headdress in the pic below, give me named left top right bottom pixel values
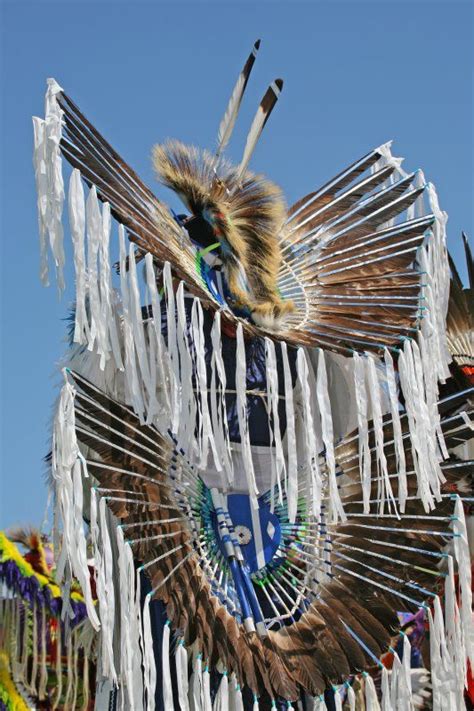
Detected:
left=153, top=140, right=293, bottom=326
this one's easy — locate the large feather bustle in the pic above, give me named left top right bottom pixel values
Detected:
left=55, top=86, right=439, bottom=353
left=153, top=140, right=294, bottom=326
left=65, top=369, right=473, bottom=702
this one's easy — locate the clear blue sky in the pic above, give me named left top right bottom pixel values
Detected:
left=1, top=1, right=472, bottom=530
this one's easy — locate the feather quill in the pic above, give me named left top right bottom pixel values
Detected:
left=462, top=231, right=473, bottom=288
left=235, top=79, right=283, bottom=185
left=216, top=39, right=261, bottom=160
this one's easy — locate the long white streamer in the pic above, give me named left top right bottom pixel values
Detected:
left=234, top=680, right=245, bottom=711
left=89, top=487, right=109, bottom=675
left=68, top=169, right=89, bottom=345
left=98, top=497, right=117, bottom=682
left=380, top=667, right=392, bottom=711
left=116, top=525, right=136, bottom=707
left=144, top=253, right=171, bottom=419
left=176, top=283, right=196, bottom=455
left=333, top=686, right=343, bottom=711
left=128, top=243, right=159, bottom=421
left=281, top=342, right=298, bottom=522
left=390, top=654, right=401, bottom=709
left=383, top=349, right=407, bottom=512
left=316, top=348, right=345, bottom=523
left=176, top=641, right=190, bottom=711
left=364, top=673, right=381, bottom=711
left=119, top=226, right=145, bottom=420
left=202, top=664, right=213, bottom=711
left=190, top=654, right=203, bottom=711
left=33, top=78, right=65, bottom=291
left=236, top=324, right=258, bottom=508
left=353, top=352, right=371, bottom=513
left=365, top=355, right=396, bottom=515
left=86, top=187, right=107, bottom=358
left=411, top=337, right=447, bottom=492
left=265, top=337, right=285, bottom=508
left=162, top=622, right=174, bottom=710
left=427, top=607, right=443, bottom=709
left=229, top=675, right=237, bottom=711
left=312, top=695, right=328, bottom=711
left=399, top=634, right=413, bottom=710
left=419, top=322, right=448, bottom=461
left=163, top=262, right=181, bottom=434
left=129, top=552, right=144, bottom=707
left=98, top=201, right=113, bottom=367
left=192, top=299, right=218, bottom=469
left=425, top=183, right=451, bottom=381
left=142, top=594, right=157, bottom=711
left=296, top=348, right=322, bottom=518
left=52, top=381, right=78, bottom=584
left=32, top=116, right=49, bottom=285
left=210, top=312, right=233, bottom=483
left=189, top=299, right=205, bottom=463
left=345, top=683, right=356, bottom=711
left=398, top=341, right=436, bottom=511
left=213, top=671, right=229, bottom=711
left=428, top=597, right=457, bottom=709
left=71, top=458, right=100, bottom=629
left=100, top=203, right=123, bottom=370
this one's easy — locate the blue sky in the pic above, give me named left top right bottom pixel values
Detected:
left=1, top=0, right=472, bottom=530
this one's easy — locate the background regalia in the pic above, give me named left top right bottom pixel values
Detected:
left=0, top=527, right=98, bottom=709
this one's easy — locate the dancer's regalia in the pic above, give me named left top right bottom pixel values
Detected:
left=0, top=529, right=97, bottom=709
left=32, top=41, right=472, bottom=710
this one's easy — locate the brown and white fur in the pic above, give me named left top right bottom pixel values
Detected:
left=153, top=140, right=294, bottom=328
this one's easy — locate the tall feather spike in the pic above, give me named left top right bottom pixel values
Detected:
left=215, top=39, right=261, bottom=161
left=462, top=231, right=473, bottom=289
left=235, top=78, right=284, bottom=185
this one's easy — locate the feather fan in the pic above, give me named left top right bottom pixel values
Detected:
left=62, top=367, right=472, bottom=701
